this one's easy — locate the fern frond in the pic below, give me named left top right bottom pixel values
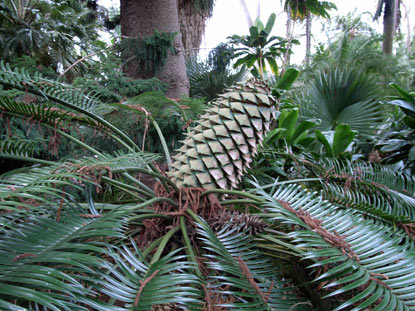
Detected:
left=196, top=220, right=311, bottom=310
left=254, top=183, right=415, bottom=310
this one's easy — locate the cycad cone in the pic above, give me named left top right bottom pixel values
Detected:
left=168, top=79, right=276, bottom=190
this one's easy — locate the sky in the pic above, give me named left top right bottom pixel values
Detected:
left=201, top=0, right=414, bottom=63
left=100, top=0, right=415, bottom=64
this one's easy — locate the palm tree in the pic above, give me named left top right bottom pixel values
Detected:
left=1, top=62, right=415, bottom=310
left=283, top=0, right=337, bottom=66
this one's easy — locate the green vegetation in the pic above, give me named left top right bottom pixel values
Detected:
left=1, top=1, right=415, bottom=310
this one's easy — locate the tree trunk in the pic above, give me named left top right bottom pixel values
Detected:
left=382, top=0, right=399, bottom=54
left=281, top=12, right=295, bottom=75
left=402, top=0, right=411, bottom=54
left=305, top=13, right=312, bottom=66
left=120, top=0, right=189, bottom=98
left=177, top=0, right=211, bottom=57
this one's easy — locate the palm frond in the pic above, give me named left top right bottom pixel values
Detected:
left=254, top=182, right=415, bottom=310
left=299, top=67, right=384, bottom=135
left=196, top=220, right=311, bottom=310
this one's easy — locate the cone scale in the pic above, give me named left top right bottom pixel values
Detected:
left=168, top=79, right=276, bottom=190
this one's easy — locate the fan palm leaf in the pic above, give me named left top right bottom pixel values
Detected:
left=300, top=67, right=384, bottom=135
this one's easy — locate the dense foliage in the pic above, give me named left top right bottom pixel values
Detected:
left=1, top=1, right=415, bottom=310
left=1, top=59, right=415, bottom=310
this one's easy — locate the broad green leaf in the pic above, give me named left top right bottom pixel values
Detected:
left=279, top=108, right=299, bottom=141
left=263, top=128, right=287, bottom=145
left=390, top=83, right=415, bottom=104
left=332, top=124, right=356, bottom=157
left=290, top=119, right=316, bottom=145
left=249, top=25, right=259, bottom=39
left=266, top=57, right=279, bottom=75
left=316, top=130, right=333, bottom=157
left=264, top=13, right=276, bottom=34
left=276, top=68, right=300, bottom=91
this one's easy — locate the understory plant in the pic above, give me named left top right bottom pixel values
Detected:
left=1, top=62, right=415, bottom=311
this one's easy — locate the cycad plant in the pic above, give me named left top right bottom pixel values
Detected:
left=1, top=62, right=415, bottom=310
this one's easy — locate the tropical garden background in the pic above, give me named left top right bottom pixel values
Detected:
left=1, top=0, right=415, bottom=310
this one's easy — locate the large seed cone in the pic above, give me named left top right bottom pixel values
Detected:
left=168, top=79, right=276, bottom=190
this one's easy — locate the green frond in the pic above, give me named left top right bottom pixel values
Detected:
left=0, top=61, right=98, bottom=112
left=316, top=159, right=415, bottom=221
left=254, top=182, right=415, bottom=310
left=99, top=244, right=203, bottom=310
left=299, top=67, right=384, bottom=135
left=196, top=220, right=311, bottom=310
left=0, top=209, right=130, bottom=311
left=66, top=151, right=161, bottom=174
left=0, top=96, right=109, bottom=137
left=0, top=61, right=140, bottom=152
left=0, top=165, right=89, bottom=212
left=0, top=138, right=39, bottom=158
left=323, top=182, right=415, bottom=223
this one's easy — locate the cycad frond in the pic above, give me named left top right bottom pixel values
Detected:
left=323, top=182, right=415, bottom=223
left=0, top=165, right=88, bottom=212
left=0, top=138, right=39, bottom=158
left=0, top=96, right=106, bottom=131
left=316, top=159, right=415, bottom=221
left=69, top=151, right=161, bottom=173
left=0, top=61, right=98, bottom=111
left=0, top=209, right=129, bottom=311
left=197, top=220, right=310, bottom=310
left=0, top=62, right=140, bottom=152
left=99, top=244, right=203, bottom=311
left=255, top=183, right=415, bottom=310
